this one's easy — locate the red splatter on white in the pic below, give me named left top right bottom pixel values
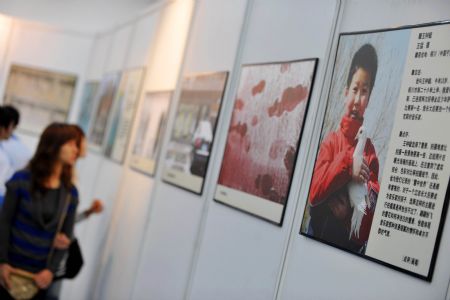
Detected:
left=251, top=116, right=258, bottom=126
left=280, top=64, right=290, bottom=73
left=252, top=80, right=266, bottom=96
left=229, top=122, right=247, bottom=137
left=268, top=84, right=309, bottom=117
left=269, top=139, right=285, bottom=160
left=235, top=98, right=244, bottom=110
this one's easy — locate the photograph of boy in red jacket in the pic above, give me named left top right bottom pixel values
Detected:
left=305, top=44, right=380, bottom=254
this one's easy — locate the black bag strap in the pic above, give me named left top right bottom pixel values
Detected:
left=47, top=193, right=72, bottom=266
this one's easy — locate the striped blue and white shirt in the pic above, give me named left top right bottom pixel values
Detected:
left=0, top=169, right=79, bottom=273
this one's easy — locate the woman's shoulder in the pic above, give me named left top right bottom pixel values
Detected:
left=5, top=169, right=32, bottom=192
left=8, top=168, right=32, bottom=183
left=69, top=185, right=78, bottom=196
left=68, top=185, right=80, bottom=204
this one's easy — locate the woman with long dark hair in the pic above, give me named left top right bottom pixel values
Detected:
left=46, top=124, right=104, bottom=300
left=0, top=123, right=80, bottom=299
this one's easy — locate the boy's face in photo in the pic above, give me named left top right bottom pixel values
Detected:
left=344, top=67, right=371, bottom=121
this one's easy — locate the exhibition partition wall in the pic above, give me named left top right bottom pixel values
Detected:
left=0, top=15, right=12, bottom=78
left=87, top=1, right=196, bottom=300
left=131, top=0, right=248, bottom=299
left=186, top=0, right=339, bottom=299
left=153, top=0, right=448, bottom=299
left=0, top=18, right=96, bottom=300
left=0, top=0, right=449, bottom=299
left=46, top=0, right=450, bottom=299
left=279, top=0, right=450, bottom=299
left=62, top=28, right=130, bottom=300
left=0, top=16, right=93, bottom=145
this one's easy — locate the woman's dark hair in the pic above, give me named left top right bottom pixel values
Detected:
left=346, top=44, right=378, bottom=95
left=29, top=123, right=78, bottom=190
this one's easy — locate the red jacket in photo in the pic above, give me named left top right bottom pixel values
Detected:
left=308, top=115, right=380, bottom=247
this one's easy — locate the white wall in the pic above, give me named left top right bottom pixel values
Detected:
left=2, top=0, right=449, bottom=299
left=1, top=21, right=93, bottom=122
left=129, top=0, right=250, bottom=299
left=59, top=11, right=154, bottom=300
left=143, top=0, right=195, bottom=92
left=78, top=1, right=450, bottom=299
left=125, top=12, right=161, bottom=70
left=0, top=13, right=127, bottom=300
left=61, top=0, right=450, bottom=298
left=278, top=1, right=450, bottom=300
left=85, top=34, right=113, bottom=80
left=186, top=0, right=339, bottom=299
left=0, top=18, right=94, bottom=151
left=61, top=1, right=196, bottom=299
left=128, top=0, right=212, bottom=299
left=0, top=0, right=160, bottom=34
left=90, top=10, right=162, bottom=300
left=105, top=24, right=134, bottom=73
left=0, top=15, right=13, bottom=90
left=59, top=30, right=117, bottom=300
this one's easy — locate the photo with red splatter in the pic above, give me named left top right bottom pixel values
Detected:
left=218, top=60, right=316, bottom=205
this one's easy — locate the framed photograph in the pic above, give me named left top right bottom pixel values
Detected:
left=3, top=64, right=77, bottom=135
left=104, top=68, right=145, bottom=163
left=77, top=81, right=99, bottom=134
left=161, top=71, right=228, bottom=194
left=88, top=72, right=121, bottom=151
left=130, top=91, right=172, bottom=176
left=215, top=59, right=318, bottom=225
left=300, top=21, right=450, bottom=281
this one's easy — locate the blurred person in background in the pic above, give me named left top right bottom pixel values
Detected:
left=0, top=107, right=16, bottom=209
left=1, top=105, right=32, bottom=171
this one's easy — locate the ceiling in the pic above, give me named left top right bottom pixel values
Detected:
left=0, top=0, right=164, bottom=34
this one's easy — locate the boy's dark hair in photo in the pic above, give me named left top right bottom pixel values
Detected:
left=346, top=43, right=378, bottom=94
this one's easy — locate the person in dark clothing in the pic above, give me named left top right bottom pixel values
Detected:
left=0, top=123, right=80, bottom=299
left=0, top=106, right=16, bottom=208
left=1, top=105, right=32, bottom=172
left=46, top=124, right=104, bottom=300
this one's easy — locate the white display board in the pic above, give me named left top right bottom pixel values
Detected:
left=214, top=59, right=317, bottom=225
left=61, top=19, right=135, bottom=300
left=74, top=11, right=163, bottom=300
left=130, top=91, right=172, bottom=176
left=364, top=23, right=450, bottom=279
left=92, top=1, right=196, bottom=300
left=132, top=0, right=248, bottom=299
left=161, top=71, right=228, bottom=194
left=59, top=32, right=117, bottom=300
left=299, top=21, right=450, bottom=281
left=280, top=0, right=450, bottom=299
left=187, top=0, right=339, bottom=299
left=104, top=67, right=145, bottom=163
left=9, top=0, right=449, bottom=299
